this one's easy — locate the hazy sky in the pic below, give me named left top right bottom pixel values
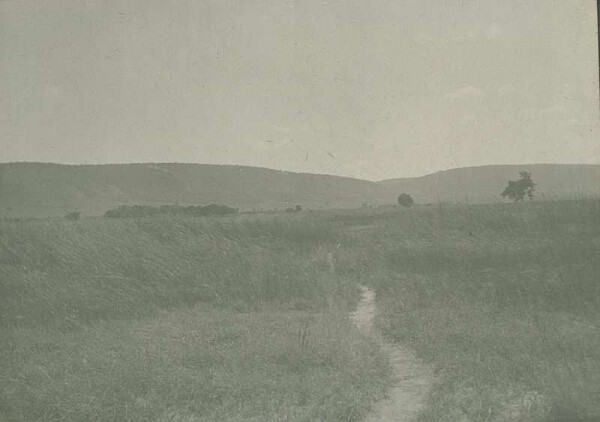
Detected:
left=1, top=0, right=598, bottom=180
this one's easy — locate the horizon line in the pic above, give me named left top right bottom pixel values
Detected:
left=1, top=160, right=599, bottom=182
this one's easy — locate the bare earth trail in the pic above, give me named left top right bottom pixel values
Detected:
left=351, top=286, right=433, bottom=422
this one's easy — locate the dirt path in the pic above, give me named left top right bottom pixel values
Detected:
left=351, top=286, right=433, bottom=422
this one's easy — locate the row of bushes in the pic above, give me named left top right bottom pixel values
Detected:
left=103, top=204, right=238, bottom=218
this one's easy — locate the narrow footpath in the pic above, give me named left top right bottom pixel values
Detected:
left=350, top=286, right=433, bottom=422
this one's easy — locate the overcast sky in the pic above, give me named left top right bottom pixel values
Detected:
left=1, top=0, right=598, bottom=180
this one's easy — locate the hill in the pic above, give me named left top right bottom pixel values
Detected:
left=0, top=162, right=387, bottom=217
left=377, top=164, right=600, bottom=204
left=1, top=162, right=599, bottom=217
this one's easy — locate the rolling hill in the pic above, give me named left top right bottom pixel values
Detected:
left=0, top=163, right=387, bottom=217
left=377, top=164, right=600, bottom=205
left=1, top=162, right=599, bottom=217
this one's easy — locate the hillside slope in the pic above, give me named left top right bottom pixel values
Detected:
left=0, top=163, right=387, bottom=217
left=1, top=163, right=599, bottom=217
left=378, top=164, right=600, bottom=204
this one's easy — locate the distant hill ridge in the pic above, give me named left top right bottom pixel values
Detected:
left=378, top=164, right=600, bottom=204
left=1, top=162, right=599, bottom=217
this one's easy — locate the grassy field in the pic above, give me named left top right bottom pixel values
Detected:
left=332, top=200, right=600, bottom=421
left=0, top=215, right=389, bottom=421
left=1, top=199, right=599, bottom=421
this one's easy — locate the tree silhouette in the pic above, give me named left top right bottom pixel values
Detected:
left=397, top=193, right=414, bottom=207
left=501, top=171, right=535, bottom=202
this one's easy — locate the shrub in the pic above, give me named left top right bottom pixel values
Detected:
left=103, top=204, right=238, bottom=218
left=64, top=211, right=81, bottom=221
left=397, top=193, right=415, bottom=208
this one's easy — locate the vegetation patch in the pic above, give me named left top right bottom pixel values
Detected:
left=1, top=306, right=389, bottom=422
left=103, top=204, right=238, bottom=218
left=336, top=199, right=600, bottom=421
left=0, top=214, right=388, bottom=421
left=1, top=199, right=598, bottom=421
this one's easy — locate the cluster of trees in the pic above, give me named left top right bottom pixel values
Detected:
left=104, top=204, right=238, bottom=218
left=285, top=205, right=303, bottom=213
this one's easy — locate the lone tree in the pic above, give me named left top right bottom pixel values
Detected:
left=501, top=171, right=535, bottom=202
left=397, top=193, right=414, bottom=208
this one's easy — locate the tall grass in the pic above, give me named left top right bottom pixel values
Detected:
left=0, top=214, right=388, bottom=421
left=1, top=307, right=389, bottom=422
left=2, top=200, right=597, bottom=421
left=336, top=199, right=600, bottom=421
left=0, top=215, right=341, bottom=329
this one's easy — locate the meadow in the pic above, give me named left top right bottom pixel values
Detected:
left=1, top=199, right=599, bottom=421
left=332, top=200, right=600, bottom=421
left=0, top=215, right=389, bottom=421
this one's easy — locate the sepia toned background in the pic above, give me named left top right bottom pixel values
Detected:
left=1, top=0, right=598, bottom=179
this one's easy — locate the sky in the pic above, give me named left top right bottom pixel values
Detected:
left=1, top=0, right=599, bottom=180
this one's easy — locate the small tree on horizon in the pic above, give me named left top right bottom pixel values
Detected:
left=397, top=193, right=414, bottom=208
left=501, top=171, right=535, bottom=202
